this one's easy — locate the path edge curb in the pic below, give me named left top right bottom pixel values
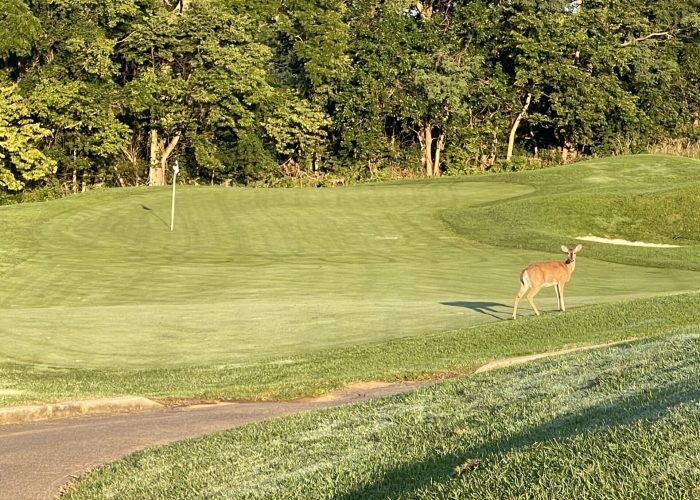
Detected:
left=0, top=339, right=636, bottom=427
left=0, top=397, right=163, bottom=426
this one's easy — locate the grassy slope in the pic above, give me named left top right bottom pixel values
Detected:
left=1, top=154, right=699, bottom=406
left=444, top=154, right=700, bottom=270
left=65, top=331, right=700, bottom=499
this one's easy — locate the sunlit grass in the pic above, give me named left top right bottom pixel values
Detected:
left=8, top=154, right=700, bottom=498
left=65, top=331, right=700, bottom=499
left=3, top=292, right=700, bottom=407
left=0, top=155, right=699, bottom=404
left=444, top=155, right=700, bottom=270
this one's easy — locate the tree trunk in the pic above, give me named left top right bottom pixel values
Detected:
left=368, top=159, right=378, bottom=178
left=418, top=124, right=434, bottom=177
left=159, top=133, right=181, bottom=182
left=149, top=129, right=181, bottom=186
left=506, top=93, right=532, bottom=162
left=416, top=1, right=433, bottom=19
left=71, top=151, right=78, bottom=192
left=434, top=133, right=446, bottom=177
left=561, top=141, right=577, bottom=163
left=149, top=129, right=161, bottom=186
left=164, top=0, right=190, bottom=12
left=417, top=123, right=448, bottom=177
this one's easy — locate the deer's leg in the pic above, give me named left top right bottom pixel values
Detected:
left=555, top=283, right=562, bottom=311
left=513, top=282, right=529, bottom=319
left=526, top=285, right=542, bottom=316
left=558, top=283, right=566, bottom=312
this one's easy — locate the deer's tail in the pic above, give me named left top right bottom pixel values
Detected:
left=519, top=269, right=530, bottom=289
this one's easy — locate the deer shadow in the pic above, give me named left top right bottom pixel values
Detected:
left=441, top=301, right=510, bottom=320
left=140, top=204, right=169, bottom=227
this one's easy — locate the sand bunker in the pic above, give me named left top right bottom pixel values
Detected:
left=576, top=236, right=681, bottom=248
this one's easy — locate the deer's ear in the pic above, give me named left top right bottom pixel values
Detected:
left=573, top=244, right=583, bottom=253
left=560, top=245, right=569, bottom=253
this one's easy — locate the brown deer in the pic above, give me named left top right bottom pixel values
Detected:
left=512, top=244, right=582, bottom=319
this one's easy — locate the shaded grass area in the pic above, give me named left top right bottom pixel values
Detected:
left=64, top=331, right=700, bottom=499
left=4, top=292, right=700, bottom=407
left=444, top=155, right=700, bottom=271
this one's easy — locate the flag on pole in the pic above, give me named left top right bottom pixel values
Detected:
left=170, top=161, right=179, bottom=232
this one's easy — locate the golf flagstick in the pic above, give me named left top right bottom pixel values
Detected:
left=170, top=160, right=179, bottom=231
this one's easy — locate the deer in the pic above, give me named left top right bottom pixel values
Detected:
left=512, top=244, right=582, bottom=320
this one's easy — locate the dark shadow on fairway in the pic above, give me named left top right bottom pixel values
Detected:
left=337, top=370, right=700, bottom=499
left=441, top=301, right=510, bottom=320
left=140, top=204, right=168, bottom=227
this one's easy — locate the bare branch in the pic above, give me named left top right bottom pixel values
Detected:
left=506, top=93, right=532, bottom=162
left=621, top=31, right=673, bottom=47
left=162, top=133, right=181, bottom=164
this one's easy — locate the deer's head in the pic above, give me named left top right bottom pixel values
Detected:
left=561, top=244, right=583, bottom=264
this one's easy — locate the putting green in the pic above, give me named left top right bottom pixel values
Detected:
left=1, top=155, right=698, bottom=369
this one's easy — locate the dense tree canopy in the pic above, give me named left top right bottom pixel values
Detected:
left=0, top=0, right=698, bottom=192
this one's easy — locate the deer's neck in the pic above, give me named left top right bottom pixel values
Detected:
left=565, top=259, right=576, bottom=275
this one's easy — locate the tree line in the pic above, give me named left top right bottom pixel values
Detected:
left=1, top=0, right=699, bottom=194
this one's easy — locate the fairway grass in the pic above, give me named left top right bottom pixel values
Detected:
left=1, top=154, right=699, bottom=404
left=2, top=180, right=538, bottom=369
left=3, top=291, right=700, bottom=407
left=64, top=331, right=700, bottom=499
left=6, top=154, right=700, bottom=497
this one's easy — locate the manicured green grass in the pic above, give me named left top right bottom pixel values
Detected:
left=444, top=154, right=700, bottom=271
left=6, top=154, right=700, bottom=496
left=1, top=155, right=699, bottom=405
left=2, top=179, right=537, bottom=370
left=64, top=331, right=700, bottom=499
left=3, top=291, right=700, bottom=406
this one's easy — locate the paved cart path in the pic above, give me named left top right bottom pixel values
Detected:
left=0, top=341, right=629, bottom=500
left=0, top=382, right=432, bottom=500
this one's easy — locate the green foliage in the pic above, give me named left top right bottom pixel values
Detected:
left=279, top=0, right=351, bottom=101
left=120, top=0, right=279, bottom=182
left=16, top=179, right=64, bottom=203
left=0, top=85, right=57, bottom=190
left=263, top=90, right=330, bottom=167
left=226, top=130, right=278, bottom=182
left=29, top=79, right=131, bottom=162
left=0, top=0, right=40, bottom=59
left=0, top=0, right=699, bottom=192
